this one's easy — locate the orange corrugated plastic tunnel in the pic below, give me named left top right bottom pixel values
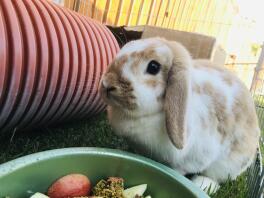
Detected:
left=0, top=0, right=119, bottom=132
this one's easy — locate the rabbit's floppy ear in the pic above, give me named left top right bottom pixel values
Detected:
left=164, top=41, right=192, bottom=149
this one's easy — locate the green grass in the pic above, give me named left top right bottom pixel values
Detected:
left=210, top=175, right=247, bottom=198
left=0, top=112, right=254, bottom=198
left=0, top=113, right=131, bottom=164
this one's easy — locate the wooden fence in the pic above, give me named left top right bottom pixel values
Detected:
left=62, top=0, right=261, bottom=88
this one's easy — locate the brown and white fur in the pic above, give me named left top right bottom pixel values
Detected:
left=99, top=38, right=260, bottom=192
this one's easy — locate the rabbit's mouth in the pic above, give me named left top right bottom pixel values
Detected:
left=109, top=95, right=137, bottom=110
left=99, top=84, right=137, bottom=110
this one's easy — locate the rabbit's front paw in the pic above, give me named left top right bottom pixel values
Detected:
left=192, top=175, right=220, bottom=194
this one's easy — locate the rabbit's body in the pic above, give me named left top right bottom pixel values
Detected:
left=100, top=38, right=260, bottom=191
left=108, top=59, right=259, bottom=182
left=108, top=107, right=220, bottom=176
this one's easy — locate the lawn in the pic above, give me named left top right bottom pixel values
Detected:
left=0, top=112, right=251, bottom=198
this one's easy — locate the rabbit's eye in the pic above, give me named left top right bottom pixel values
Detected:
left=146, top=60, right=161, bottom=75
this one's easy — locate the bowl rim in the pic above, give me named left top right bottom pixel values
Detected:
left=0, top=147, right=210, bottom=198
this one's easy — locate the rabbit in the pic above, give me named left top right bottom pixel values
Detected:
left=99, top=37, right=260, bottom=192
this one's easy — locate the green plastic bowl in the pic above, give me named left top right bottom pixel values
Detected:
left=0, top=148, right=209, bottom=198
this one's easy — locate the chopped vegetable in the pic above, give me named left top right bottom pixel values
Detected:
left=30, top=192, right=49, bottom=198
left=73, top=196, right=103, bottom=198
left=23, top=175, right=151, bottom=198
left=92, top=177, right=124, bottom=198
left=47, top=174, right=91, bottom=198
left=122, top=184, right=147, bottom=198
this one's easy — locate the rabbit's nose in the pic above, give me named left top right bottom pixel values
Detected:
left=106, top=86, right=117, bottom=94
left=102, top=78, right=116, bottom=95
left=102, top=78, right=109, bottom=88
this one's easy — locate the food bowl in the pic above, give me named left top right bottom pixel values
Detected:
left=0, top=147, right=209, bottom=198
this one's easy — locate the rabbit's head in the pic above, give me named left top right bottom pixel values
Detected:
left=99, top=38, right=193, bottom=149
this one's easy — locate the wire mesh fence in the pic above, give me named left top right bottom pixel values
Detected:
left=246, top=149, right=263, bottom=198
left=248, top=43, right=264, bottom=197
